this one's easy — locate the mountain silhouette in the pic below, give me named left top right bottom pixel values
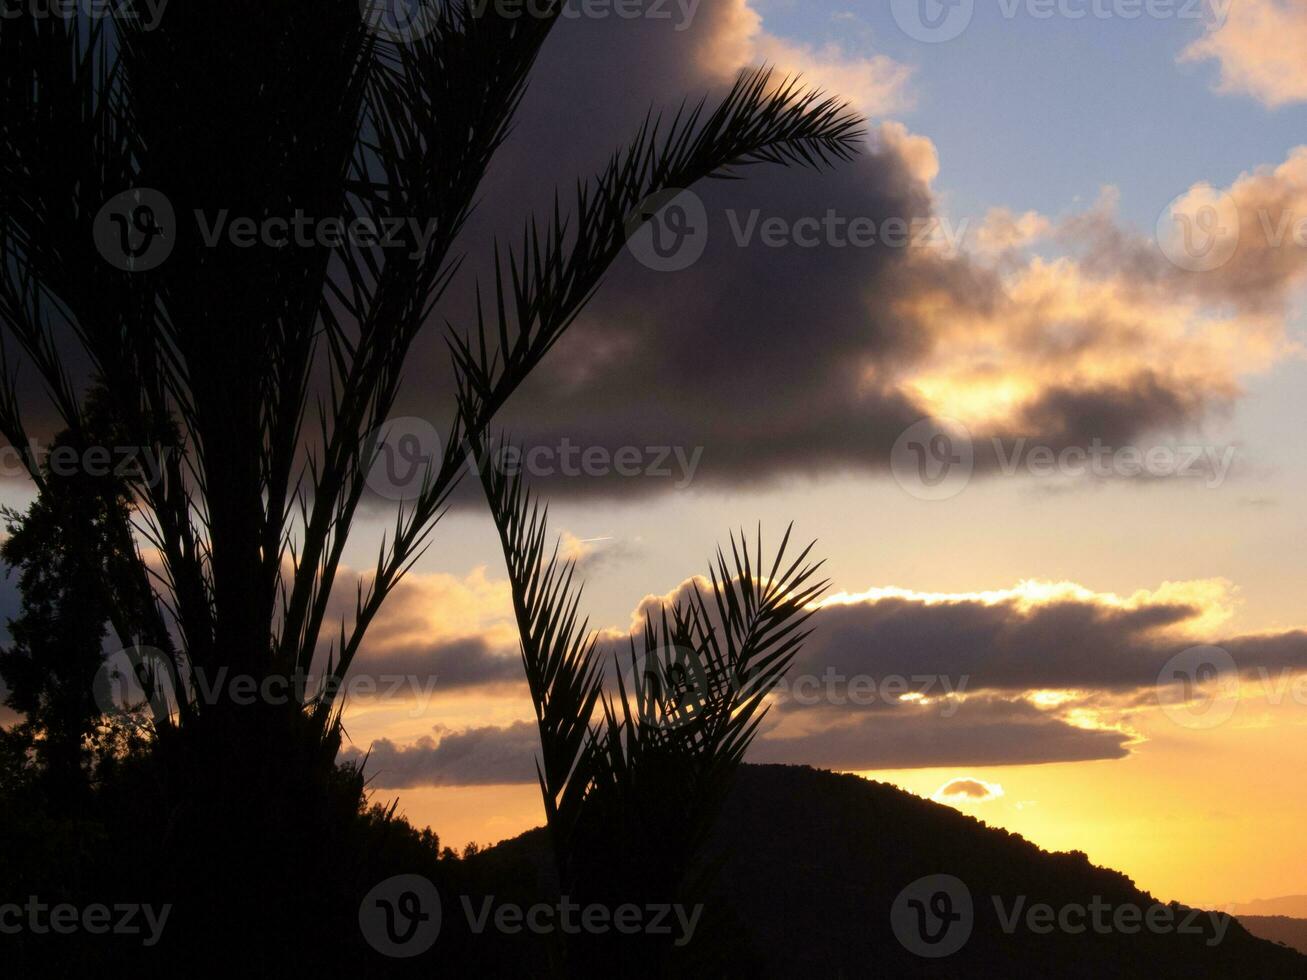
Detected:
left=1232, top=895, right=1307, bottom=918
left=465, top=765, right=1307, bottom=977
left=1238, top=917, right=1307, bottom=956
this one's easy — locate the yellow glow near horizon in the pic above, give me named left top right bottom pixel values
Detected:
left=856, top=696, right=1307, bottom=908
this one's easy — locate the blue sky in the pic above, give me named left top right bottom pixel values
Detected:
left=755, top=0, right=1307, bottom=227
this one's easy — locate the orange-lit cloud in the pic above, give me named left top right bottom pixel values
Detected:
left=897, top=157, right=1307, bottom=432
left=1182, top=0, right=1307, bottom=107
left=340, top=568, right=1306, bottom=786
left=700, top=0, right=915, bottom=117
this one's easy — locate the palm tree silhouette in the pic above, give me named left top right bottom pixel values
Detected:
left=473, top=441, right=827, bottom=975
left=1, top=3, right=859, bottom=971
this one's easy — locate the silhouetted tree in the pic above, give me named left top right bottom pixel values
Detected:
left=0, top=4, right=858, bottom=971
left=0, top=385, right=169, bottom=807
left=1, top=2, right=856, bottom=770
left=473, top=443, right=826, bottom=976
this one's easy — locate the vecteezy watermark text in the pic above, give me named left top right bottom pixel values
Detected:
left=358, top=875, right=703, bottom=957
left=93, top=647, right=442, bottom=720
left=0, top=898, right=171, bottom=947
left=475, top=0, right=701, bottom=28
left=360, top=0, right=701, bottom=44
left=362, top=417, right=705, bottom=500
left=0, top=0, right=169, bottom=30
left=772, top=670, right=969, bottom=716
left=891, top=874, right=1232, bottom=959
left=93, top=189, right=441, bottom=272
left=891, top=0, right=1229, bottom=44
left=890, top=417, right=1237, bottom=501
left=0, top=438, right=172, bottom=486
left=624, top=188, right=970, bottom=272
left=1156, top=645, right=1307, bottom=730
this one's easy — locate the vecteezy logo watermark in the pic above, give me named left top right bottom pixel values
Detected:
left=725, top=211, right=970, bottom=253
left=92, top=646, right=179, bottom=723
left=771, top=670, right=969, bottom=715
left=360, top=0, right=441, bottom=42
left=621, top=645, right=711, bottom=731
left=991, top=438, right=1236, bottom=488
left=891, top=418, right=1238, bottom=499
left=891, top=417, right=975, bottom=501
left=364, top=416, right=442, bottom=501
left=625, top=188, right=709, bottom=273
left=1156, top=645, right=1241, bottom=729
left=1003, top=0, right=1230, bottom=27
left=890, top=874, right=974, bottom=958
left=94, top=190, right=441, bottom=272
left=991, top=896, right=1232, bottom=946
left=1157, top=194, right=1307, bottom=273
left=482, top=439, right=704, bottom=489
left=1156, top=189, right=1240, bottom=273
left=627, top=196, right=968, bottom=271
left=0, top=0, right=170, bottom=31
left=0, top=438, right=172, bottom=486
left=1156, top=645, right=1307, bottom=729
left=359, top=876, right=703, bottom=957
left=359, top=875, right=442, bottom=958
left=0, top=898, right=172, bottom=947
left=892, top=875, right=1234, bottom=956
left=894, top=0, right=1228, bottom=42
left=191, top=210, right=438, bottom=256
left=362, top=421, right=705, bottom=496
left=361, top=0, right=702, bottom=41
left=93, top=188, right=175, bottom=272
left=92, top=648, right=443, bottom=720
left=477, top=0, right=701, bottom=27
left=891, top=0, right=975, bottom=43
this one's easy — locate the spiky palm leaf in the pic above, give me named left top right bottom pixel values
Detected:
left=471, top=435, right=604, bottom=866
left=1, top=2, right=856, bottom=771
left=594, top=527, right=827, bottom=862
left=471, top=429, right=828, bottom=972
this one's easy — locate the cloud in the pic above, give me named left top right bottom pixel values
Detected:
left=412, top=6, right=1302, bottom=498
left=695, top=1, right=914, bottom=118
left=932, top=777, right=1005, bottom=803
left=794, top=578, right=1307, bottom=700
left=9, top=1, right=1300, bottom=502
left=349, top=636, right=523, bottom=693
left=341, top=693, right=1131, bottom=787
left=748, top=34, right=914, bottom=117
left=340, top=571, right=1307, bottom=784
left=1182, top=0, right=1307, bottom=107
left=895, top=172, right=1302, bottom=442
left=750, top=695, right=1134, bottom=770
left=339, top=721, right=539, bottom=788
left=973, top=207, right=1052, bottom=257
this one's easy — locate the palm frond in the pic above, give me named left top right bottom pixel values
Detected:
left=471, top=434, right=604, bottom=865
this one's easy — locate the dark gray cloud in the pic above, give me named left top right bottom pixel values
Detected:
left=389, top=8, right=1283, bottom=500
left=333, top=582, right=1307, bottom=786
left=8, top=5, right=1290, bottom=505
left=340, top=720, right=539, bottom=788
left=937, top=778, right=1000, bottom=800
left=347, top=636, right=523, bottom=693
left=751, top=696, right=1132, bottom=770
left=785, top=594, right=1307, bottom=701
left=400, top=7, right=935, bottom=498
left=342, top=693, right=1132, bottom=789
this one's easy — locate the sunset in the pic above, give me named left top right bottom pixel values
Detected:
left=2, top=0, right=1305, bottom=975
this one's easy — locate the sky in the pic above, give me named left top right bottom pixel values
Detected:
left=6, top=0, right=1307, bottom=911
